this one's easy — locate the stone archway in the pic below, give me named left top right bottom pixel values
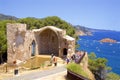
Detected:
left=39, top=29, right=59, bottom=56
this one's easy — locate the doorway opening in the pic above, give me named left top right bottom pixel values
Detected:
left=63, top=48, right=68, bottom=58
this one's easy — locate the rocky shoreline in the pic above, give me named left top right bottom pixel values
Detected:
left=75, top=30, right=92, bottom=36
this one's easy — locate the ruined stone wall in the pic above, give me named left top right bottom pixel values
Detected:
left=7, top=23, right=26, bottom=63
left=60, top=37, right=75, bottom=58
left=67, top=40, right=75, bottom=57
left=33, top=32, right=40, bottom=55
left=7, top=23, right=36, bottom=64
left=24, top=30, right=35, bottom=59
left=7, top=24, right=75, bottom=63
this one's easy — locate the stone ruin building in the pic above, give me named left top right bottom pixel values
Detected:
left=7, top=23, right=75, bottom=64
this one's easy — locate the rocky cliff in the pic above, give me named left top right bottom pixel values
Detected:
left=74, top=25, right=92, bottom=36
left=80, top=52, right=95, bottom=80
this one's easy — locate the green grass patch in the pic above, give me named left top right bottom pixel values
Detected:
left=67, top=62, right=88, bottom=78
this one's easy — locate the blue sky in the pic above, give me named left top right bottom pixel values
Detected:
left=0, top=0, right=120, bottom=31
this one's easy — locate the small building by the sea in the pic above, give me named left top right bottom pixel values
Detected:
left=7, top=23, right=75, bottom=64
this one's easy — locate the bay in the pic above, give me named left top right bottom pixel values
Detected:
left=77, top=31, right=120, bottom=74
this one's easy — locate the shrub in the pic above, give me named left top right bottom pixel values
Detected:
left=66, top=62, right=88, bottom=78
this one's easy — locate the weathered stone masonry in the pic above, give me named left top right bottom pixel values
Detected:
left=7, top=23, right=75, bottom=64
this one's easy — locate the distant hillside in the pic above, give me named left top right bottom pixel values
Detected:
left=73, top=25, right=119, bottom=36
left=0, top=13, right=18, bottom=20
left=74, top=25, right=93, bottom=36
left=1, top=13, right=117, bottom=36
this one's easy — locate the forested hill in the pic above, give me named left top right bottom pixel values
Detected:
left=73, top=25, right=119, bottom=36
left=0, top=14, right=93, bottom=35
left=0, top=13, right=18, bottom=20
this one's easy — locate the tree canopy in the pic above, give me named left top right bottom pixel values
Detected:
left=0, top=20, right=12, bottom=63
left=88, top=52, right=109, bottom=80
left=88, top=52, right=120, bottom=80
left=18, top=16, right=75, bottom=37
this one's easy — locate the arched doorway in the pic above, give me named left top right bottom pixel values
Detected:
left=31, top=40, right=36, bottom=56
left=39, top=29, right=59, bottom=56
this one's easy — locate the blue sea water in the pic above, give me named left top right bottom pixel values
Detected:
left=77, top=31, right=120, bottom=74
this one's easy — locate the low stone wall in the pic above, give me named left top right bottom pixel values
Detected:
left=67, top=69, right=90, bottom=80
left=76, top=51, right=86, bottom=64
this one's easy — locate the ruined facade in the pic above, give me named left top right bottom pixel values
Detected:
left=7, top=23, right=75, bottom=63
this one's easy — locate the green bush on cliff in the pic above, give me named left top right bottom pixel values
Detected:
left=88, top=52, right=109, bottom=80
left=88, top=52, right=120, bottom=80
left=106, top=72, right=120, bottom=80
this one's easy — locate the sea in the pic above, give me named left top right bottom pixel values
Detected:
left=77, top=30, right=120, bottom=74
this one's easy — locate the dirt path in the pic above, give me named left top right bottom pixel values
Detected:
left=3, top=66, right=67, bottom=80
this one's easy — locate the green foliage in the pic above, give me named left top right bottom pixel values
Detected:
left=0, top=20, right=12, bottom=55
left=106, top=72, right=120, bottom=80
left=88, top=52, right=109, bottom=80
left=18, top=16, right=75, bottom=37
left=0, top=20, right=15, bottom=63
left=88, top=52, right=96, bottom=60
left=88, top=53, right=120, bottom=80
left=88, top=53, right=108, bottom=70
left=75, top=43, right=80, bottom=49
left=18, top=17, right=43, bottom=29
left=67, top=62, right=88, bottom=78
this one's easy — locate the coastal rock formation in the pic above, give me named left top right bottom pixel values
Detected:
left=74, top=25, right=92, bottom=36
left=100, top=38, right=117, bottom=43
left=75, top=30, right=92, bottom=36
left=75, top=30, right=86, bottom=36
left=79, top=51, right=95, bottom=80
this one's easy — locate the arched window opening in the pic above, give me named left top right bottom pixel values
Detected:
left=31, top=40, right=36, bottom=56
